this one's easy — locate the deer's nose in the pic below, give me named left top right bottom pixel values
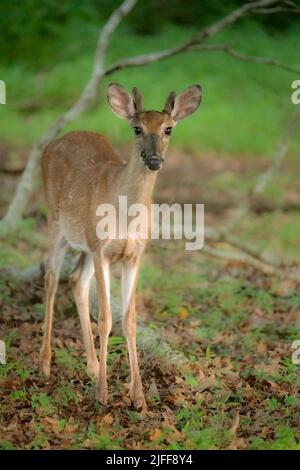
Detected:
left=146, top=156, right=162, bottom=171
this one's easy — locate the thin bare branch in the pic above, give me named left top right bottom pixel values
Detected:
left=192, top=44, right=300, bottom=75
left=223, top=104, right=300, bottom=232
left=254, top=106, right=300, bottom=194
left=254, top=0, right=300, bottom=12
left=191, top=0, right=279, bottom=42
left=284, top=0, right=300, bottom=9
left=203, top=244, right=300, bottom=282
left=3, top=235, right=300, bottom=288
left=0, top=0, right=293, bottom=238
left=205, top=226, right=281, bottom=267
left=0, top=0, right=137, bottom=238
left=105, top=41, right=300, bottom=77
left=194, top=105, right=300, bottom=276
left=253, top=6, right=300, bottom=12
left=93, top=0, right=137, bottom=75
left=104, top=2, right=300, bottom=78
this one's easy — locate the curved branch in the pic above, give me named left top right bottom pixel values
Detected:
left=193, top=44, right=300, bottom=75
left=104, top=42, right=300, bottom=77
left=254, top=0, right=300, bottom=13
left=0, top=0, right=290, bottom=238
left=191, top=0, right=279, bottom=42
left=203, top=244, right=300, bottom=282
left=223, top=104, right=300, bottom=232
left=254, top=105, right=300, bottom=194
left=0, top=0, right=137, bottom=238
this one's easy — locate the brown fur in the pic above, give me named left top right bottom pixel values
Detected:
left=40, top=83, right=202, bottom=410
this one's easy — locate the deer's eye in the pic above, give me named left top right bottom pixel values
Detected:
left=134, top=127, right=142, bottom=135
left=165, top=127, right=172, bottom=136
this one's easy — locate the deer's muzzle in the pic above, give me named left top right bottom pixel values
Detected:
left=141, top=151, right=163, bottom=171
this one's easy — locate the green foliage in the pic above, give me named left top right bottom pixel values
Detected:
left=175, top=401, right=232, bottom=449
left=26, top=423, right=50, bottom=449
left=54, top=382, right=81, bottom=407
left=0, top=19, right=299, bottom=155
left=54, top=348, right=81, bottom=372
left=10, top=389, right=27, bottom=400
left=0, top=0, right=101, bottom=66
left=4, top=329, right=18, bottom=349
left=0, top=361, right=16, bottom=378
left=184, top=372, right=198, bottom=388
left=0, top=440, right=17, bottom=450
left=82, top=424, right=123, bottom=449
left=107, top=336, right=126, bottom=366
left=1, top=251, right=300, bottom=448
left=32, top=303, right=45, bottom=320
left=1, top=0, right=299, bottom=66
left=31, top=392, right=58, bottom=415
left=251, top=426, right=300, bottom=450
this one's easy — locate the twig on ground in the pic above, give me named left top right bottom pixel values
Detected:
left=224, top=105, right=300, bottom=230
left=202, top=244, right=300, bottom=282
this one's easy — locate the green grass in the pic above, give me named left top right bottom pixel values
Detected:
left=250, top=426, right=300, bottom=450
left=54, top=348, right=81, bottom=374
left=1, top=239, right=300, bottom=449
left=0, top=23, right=299, bottom=155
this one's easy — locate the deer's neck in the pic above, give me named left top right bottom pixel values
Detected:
left=119, top=150, right=158, bottom=206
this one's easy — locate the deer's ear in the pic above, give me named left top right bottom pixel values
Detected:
left=163, top=91, right=176, bottom=114
left=171, top=85, right=202, bottom=122
left=132, top=87, right=143, bottom=113
left=107, top=83, right=135, bottom=120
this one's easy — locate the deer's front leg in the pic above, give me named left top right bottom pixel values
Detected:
left=93, top=252, right=111, bottom=405
left=122, top=256, right=146, bottom=411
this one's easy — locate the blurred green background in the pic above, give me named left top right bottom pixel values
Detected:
left=1, top=1, right=300, bottom=451
left=0, top=0, right=299, bottom=155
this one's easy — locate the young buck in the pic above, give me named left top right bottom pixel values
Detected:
left=40, top=83, right=202, bottom=410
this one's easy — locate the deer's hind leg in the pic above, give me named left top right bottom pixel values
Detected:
left=93, top=251, right=111, bottom=405
left=40, top=228, right=67, bottom=377
left=69, top=252, right=99, bottom=378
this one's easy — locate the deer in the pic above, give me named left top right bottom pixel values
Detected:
left=39, top=82, right=202, bottom=410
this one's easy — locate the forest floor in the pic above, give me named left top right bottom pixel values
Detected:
left=0, top=148, right=300, bottom=449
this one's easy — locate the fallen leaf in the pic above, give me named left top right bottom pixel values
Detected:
left=177, top=307, right=189, bottom=320
left=42, top=416, right=61, bottom=433
left=197, top=376, right=216, bottom=392
left=102, top=413, right=114, bottom=425
left=65, top=421, right=79, bottom=433
left=149, top=428, right=162, bottom=442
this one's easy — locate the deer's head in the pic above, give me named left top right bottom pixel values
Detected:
left=107, top=83, right=202, bottom=171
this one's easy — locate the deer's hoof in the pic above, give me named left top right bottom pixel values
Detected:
left=130, top=385, right=147, bottom=412
left=96, top=382, right=108, bottom=405
left=87, top=360, right=99, bottom=379
left=39, top=354, right=51, bottom=378
left=133, top=394, right=147, bottom=412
